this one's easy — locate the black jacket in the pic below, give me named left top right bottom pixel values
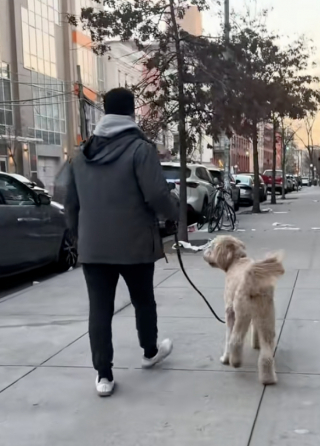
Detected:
left=65, top=116, right=178, bottom=264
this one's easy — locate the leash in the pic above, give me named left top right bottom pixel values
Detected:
left=173, top=232, right=225, bottom=324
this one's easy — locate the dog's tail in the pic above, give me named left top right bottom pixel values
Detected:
left=250, top=252, right=285, bottom=286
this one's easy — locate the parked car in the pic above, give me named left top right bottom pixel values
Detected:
left=161, top=162, right=215, bottom=216
left=237, top=172, right=267, bottom=202
left=262, top=170, right=288, bottom=194
left=207, top=167, right=241, bottom=211
left=0, top=172, right=77, bottom=278
left=286, top=174, right=294, bottom=192
left=287, top=175, right=298, bottom=191
left=6, top=173, right=51, bottom=197
left=159, top=182, right=180, bottom=236
left=234, top=174, right=254, bottom=205
left=302, top=177, right=311, bottom=187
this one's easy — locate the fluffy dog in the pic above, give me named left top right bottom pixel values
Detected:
left=204, top=236, right=284, bottom=385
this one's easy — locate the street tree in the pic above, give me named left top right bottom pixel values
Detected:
left=68, top=0, right=219, bottom=242
left=296, top=113, right=319, bottom=182
left=222, top=16, right=320, bottom=211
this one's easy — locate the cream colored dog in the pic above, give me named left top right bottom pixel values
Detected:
left=204, top=236, right=284, bottom=385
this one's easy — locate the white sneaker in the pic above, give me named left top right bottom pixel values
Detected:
left=142, top=339, right=173, bottom=369
left=95, top=376, right=115, bottom=397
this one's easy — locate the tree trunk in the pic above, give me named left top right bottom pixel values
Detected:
left=224, top=137, right=231, bottom=190
left=271, top=119, right=277, bottom=205
left=169, top=0, right=188, bottom=241
left=281, top=140, right=286, bottom=199
left=252, top=124, right=261, bottom=213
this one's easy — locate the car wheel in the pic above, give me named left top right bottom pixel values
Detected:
left=234, top=197, right=240, bottom=212
left=57, top=230, right=78, bottom=273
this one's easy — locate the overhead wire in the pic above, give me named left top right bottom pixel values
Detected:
left=0, top=90, right=76, bottom=107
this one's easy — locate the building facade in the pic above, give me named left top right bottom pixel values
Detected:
left=178, top=5, right=203, bottom=37
left=211, top=133, right=251, bottom=173
left=0, top=0, right=147, bottom=194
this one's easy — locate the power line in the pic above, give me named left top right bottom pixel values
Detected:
left=0, top=90, right=76, bottom=107
left=3, top=98, right=79, bottom=107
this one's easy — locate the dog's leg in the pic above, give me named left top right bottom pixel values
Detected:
left=220, top=307, right=235, bottom=365
left=255, top=307, right=277, bottom=385
left=251, top=323, right=260, bottom=350
left=229, top=314, right=251, bottom=368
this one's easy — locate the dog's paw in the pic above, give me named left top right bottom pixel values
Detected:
left=260, top=374, right=277, bottom=386
left=220, top=355, right=230, bottom=365
left=230, top=358, right=242, bottom=368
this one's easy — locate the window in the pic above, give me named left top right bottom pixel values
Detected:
left=77, top=46, right=97, bottom=89
left=209, top=169, right=222, bottom=183
left=22, top=0, right=60, bottom=78
left=161, top=166, right=191, bottom=180
left=234, top=175, right=252, bottom=186
left=0, top=176, right=36, bottom=206
left=196, top=167, right=212, bottom=183
left=97, top=57, right=105, bottom=92
left=0, top=63, right=13, bottom=135
left=87, top=104, right=103, bottom=135
left=30, top=72, right=66, bottom=145
left=0, top=158, right=7, bottom=172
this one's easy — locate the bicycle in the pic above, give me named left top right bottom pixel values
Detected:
left=197, top=185, right=237, bottom=233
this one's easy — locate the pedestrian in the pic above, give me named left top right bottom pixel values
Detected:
left=65, top=88, right=179, bottom=397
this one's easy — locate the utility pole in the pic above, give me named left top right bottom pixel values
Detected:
left=223, top=0, right=231, bottom=189
left=199, top=131, right=203, bottom=164
left=77, top=65, right=88, bottom=142
left=224, top=0, right=230, bottom=43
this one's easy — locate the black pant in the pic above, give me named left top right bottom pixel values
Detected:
left=82, top=263, right=158, bottom=375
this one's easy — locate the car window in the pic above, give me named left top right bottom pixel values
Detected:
left=196, top=167, right=212, bottom=183
left=0, top=176, right=36, bottom=206
left=209, top=170, right=222, bottom=182
left=162, top=166, right=191, bottom=180
left=203, top=168, right=213, bottom=183
left=235, top=175, right=252, bottom=185
left=263, top=170, right=282, bottom=179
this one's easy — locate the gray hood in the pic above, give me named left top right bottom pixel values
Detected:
left=93, top=114, right=139, bottom=138
left=82, top=114, right=142, bottom=165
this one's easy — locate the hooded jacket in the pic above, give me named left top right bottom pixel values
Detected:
left=64, top=115, right=179, bottom=264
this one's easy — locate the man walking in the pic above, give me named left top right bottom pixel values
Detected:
left=65, top=88, right=179, bottom=397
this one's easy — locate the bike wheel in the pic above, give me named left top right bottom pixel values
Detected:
left=208, top=199, right=224, bottom=233
left=220, top=202, right=236, bottom=231
left=197, top=199, right=209, bottom=230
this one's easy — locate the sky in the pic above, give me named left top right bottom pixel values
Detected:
left=203, top=0, right=320, bottom=147
left=203, top=0, right=320, bottom=46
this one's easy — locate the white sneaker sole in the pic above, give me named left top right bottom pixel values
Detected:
left=95, top=378, right=115, bottom=397
left=142, top=341, right=173, bottom=369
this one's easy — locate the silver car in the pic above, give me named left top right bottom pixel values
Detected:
left=0, top=172, right=77, bottom=278
left=161, top=162, right=215, bottom=215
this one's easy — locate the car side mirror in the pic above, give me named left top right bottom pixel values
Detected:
left=38, top=193, right=51, bottom=205
left=168, top=182, right=176, bottom=191
left=236, top=179, right=241, bottom=185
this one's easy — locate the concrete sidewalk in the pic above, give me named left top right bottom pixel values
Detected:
left=1, top=188, right=320, bottom=445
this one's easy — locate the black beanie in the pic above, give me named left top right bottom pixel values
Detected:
left=103, top=88, right=135, bottom=116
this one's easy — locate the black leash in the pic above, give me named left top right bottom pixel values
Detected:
left=173, top=232, right=225, bottom=324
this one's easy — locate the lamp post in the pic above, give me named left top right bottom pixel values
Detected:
left=310, top=164, right=313, bottom=186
